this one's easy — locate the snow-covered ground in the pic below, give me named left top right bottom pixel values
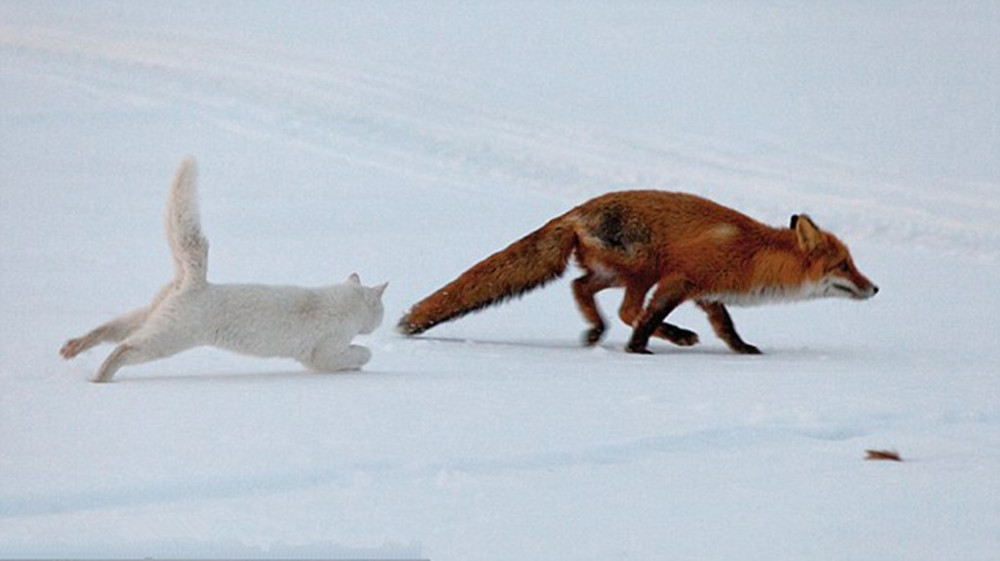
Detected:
left=2, top=2, right=998, bottom=559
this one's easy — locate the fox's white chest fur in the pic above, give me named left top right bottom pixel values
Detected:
left=60, top=159, right=387, bottom=382
left=701, top=282, right=825, bottom=307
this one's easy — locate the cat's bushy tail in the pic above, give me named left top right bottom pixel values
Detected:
left=165, top=158, right=209, bottom=288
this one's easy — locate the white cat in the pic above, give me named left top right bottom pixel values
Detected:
left=60, top=158, right=387, bottom=383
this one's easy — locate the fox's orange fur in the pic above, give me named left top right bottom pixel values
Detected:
left=399, top=191, right=878, bottom=354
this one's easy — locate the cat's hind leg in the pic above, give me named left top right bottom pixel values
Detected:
left=303, top=341, right=371, bottom=372
left=93, top=344, right=141, bottom=383
left=61, top=307, right=152, bottom=359
left=92, top=324, right=197, bottom=383
left=61, top=283, right=177, bottom=359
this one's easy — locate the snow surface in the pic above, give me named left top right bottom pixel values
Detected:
left=2, top=2, right=999, bottom=559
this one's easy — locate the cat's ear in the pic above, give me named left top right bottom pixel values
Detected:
left=373, top=282, right=388, bottom=298
left=348, top=273, right=361, bottom=284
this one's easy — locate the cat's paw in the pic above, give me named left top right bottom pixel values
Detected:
left=60, top=338, right=84, bottom=359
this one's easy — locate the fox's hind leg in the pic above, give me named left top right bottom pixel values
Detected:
left=572, top=271, right=616, bottom=345
left=626, top=278, right=688, bottom=354
left=619, top=284, right=699, bottom=348
left=696, top=301, right=760, bottom=355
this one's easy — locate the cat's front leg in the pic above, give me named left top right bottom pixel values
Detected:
left=340, top=344, right=372, bottom=370
left=305, top=342, right=371, bottom=372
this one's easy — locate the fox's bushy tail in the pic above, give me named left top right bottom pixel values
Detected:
left=165, top=158, right=208, bottom=288
left=398, top=215, right=578, bottom=335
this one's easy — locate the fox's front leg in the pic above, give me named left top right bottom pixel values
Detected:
left=60, top=307, right=150, bottom=359
left=696, top=301, right=761, bottom=355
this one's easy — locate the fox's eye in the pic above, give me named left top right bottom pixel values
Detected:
left=839, top=262, right=850, bottom=273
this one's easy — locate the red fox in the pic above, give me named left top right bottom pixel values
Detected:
left=399, top=191, right=877, bottom=354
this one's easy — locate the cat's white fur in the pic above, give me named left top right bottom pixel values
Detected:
left=60, top=158, right=387, bottom=383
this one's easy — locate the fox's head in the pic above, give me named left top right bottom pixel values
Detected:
left=791, top=214, right=879, bottom=300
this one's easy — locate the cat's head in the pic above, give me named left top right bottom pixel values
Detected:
left=348, top=273, right=387, bottom=334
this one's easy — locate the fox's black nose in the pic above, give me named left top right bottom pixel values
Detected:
left=872, top=285, right=879, bottom=295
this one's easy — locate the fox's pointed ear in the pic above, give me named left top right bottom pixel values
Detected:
left=348, top=273, right=361, bottom=284
left=793, top=214, right=823, bottom=252
left=789, top=215, right=799, bottom=229
left=374, top=282, right=388, bottom=298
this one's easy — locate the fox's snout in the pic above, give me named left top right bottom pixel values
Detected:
left=859, top=283, right=879, bottom=299
left=845, top=275, right=878, bottom=300
left=854, top=268, right=879, bottom=299
left=826, top=265, right=878, bottom=301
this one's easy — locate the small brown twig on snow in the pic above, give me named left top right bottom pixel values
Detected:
left=865, top=449, right=903, bottom=462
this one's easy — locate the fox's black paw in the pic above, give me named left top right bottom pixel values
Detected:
left=582, top=327, right=604, bottom=346
left=734, top=344, right=762, bottom=355
left=625, top=343, right=654, bottom=355
left=657, top=324, right=700, bottom=347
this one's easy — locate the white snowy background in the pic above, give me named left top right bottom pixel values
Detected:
left=1, top=2, right=998, bottom=559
